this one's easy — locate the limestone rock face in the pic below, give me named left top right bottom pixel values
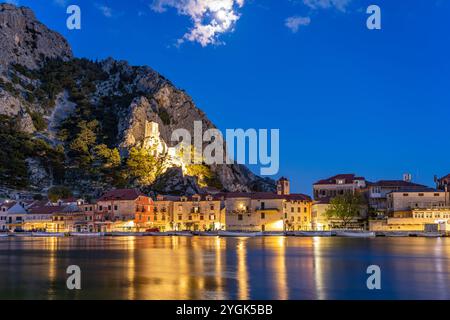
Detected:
left=0, top=4, right=276, bottom=194
left=0, top=87, right=35, bottom=133
left=152, top=167, right=201, bottom=195
left=0, top=4, right=72, bottom=69
left=26, top=158, right=51, bottom=189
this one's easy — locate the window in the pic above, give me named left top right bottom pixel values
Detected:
left=210, top=215, right=215, bottom=220
left=238, top=214, right=243, bottom=221
left=418, top=193, right=424, bottom=197
left=210, top=205, right=215, bottom=211
left=261, top=212, right=265, bottom=219
left=297, top=207, right=300, bottom=213
left=291, top=208, right=294, bottom=213
left=304, top=207, right=307, bottom=213
left=403, top=193, right=409, bottom=197
left=99, top=206, right=103, bottom=211
left=154, top=215, right=157, bottom=221
left=178, top=215, right=182, bottom=220
left=200, top=215, right=204, bottom=220
left=188, top=215, right=192, bottom=221
left=114, top=205, right=118, bottom=210
left=261, top=202, right=265, bottom=209
left=108, top=205, right=111, bottom=210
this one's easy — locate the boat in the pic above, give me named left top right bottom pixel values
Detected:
left=192, top=231, right=219, bottom=237
left=384, top=232, right=410, bottom=237
left=414, top=232, right=442, bottom=238
left=143, top=231, right=170, bottom=236
left=107, top=232, right=144, bottom=236
left=288, top=231, right=332, bottom=237
left=11, top=232, right=33, bottom=237
left=262, top=231, right=286, bottom=236
left=336, top=231, right=376, bottom=238
left=168, top=231, right=193, bottom=237
left=71, top=232, right=104, bottom=237
left=0, top=233, right=9, bottom=238
left=218, top=231, right=263, bottom=237
left=32, top=232, right=66, bottom=237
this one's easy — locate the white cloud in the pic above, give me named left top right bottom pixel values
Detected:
left=285, top=16, right=310, bottom=33
left=95, top=3, right=113, bottom=17
left=303, top=0, right=352, bottom=12
left=151, top=0, right=245, bottom=47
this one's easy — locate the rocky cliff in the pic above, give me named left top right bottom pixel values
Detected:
left=0, top=4, right=275, bottom=195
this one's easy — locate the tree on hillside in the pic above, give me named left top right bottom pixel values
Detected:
left=126, top=146, right=167, bottom=186
left=94, top=144, right=121, bottom=168
left=69, top=120, right=98, bottom=155
left=48, top=186, right=72, bottom=202
left=324, top=192, right=367, bottom=228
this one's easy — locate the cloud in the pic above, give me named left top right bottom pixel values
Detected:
left=285, top=16, right=310, bottom=33
left=95, top=3, right=113, bottom=17
left=302, top=0, right=352, bottom=12
left=151, top=0, right=245, bottom=47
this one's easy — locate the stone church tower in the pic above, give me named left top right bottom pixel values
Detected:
left=277, top=177, right=290, bottom=195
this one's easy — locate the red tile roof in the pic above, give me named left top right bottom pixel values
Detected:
left=216, top=192, right=311, bottom=202
left=98, top=189, right=144, bottom=201
left=28, top=206, right=65, bottom=215
left=0, top=201, right=16, bottom=209
left=314, top=174, right=366, bottom=185
left=371, top=180, right=427, bottom=188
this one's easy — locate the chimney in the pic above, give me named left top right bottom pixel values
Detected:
left=403, top=173, right=412, bottom=183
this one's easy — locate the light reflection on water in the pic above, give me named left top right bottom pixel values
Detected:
left=0, top=237, right=449, bottom=300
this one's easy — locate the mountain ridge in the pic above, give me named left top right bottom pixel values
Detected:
left=0, top=3, right=275, bottom=197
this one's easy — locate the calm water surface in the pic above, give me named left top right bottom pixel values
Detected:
left=0, top=236, right=449, bottom=300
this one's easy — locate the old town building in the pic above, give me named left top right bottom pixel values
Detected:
left=97, top=189, right=152, bottom=231
left=313, top=174, right=368, bottom=200
left=172, top=194, right=224, bottom=231
left=222, top=178, right=312, bottom=232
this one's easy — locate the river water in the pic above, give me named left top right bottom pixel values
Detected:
left=0, top=236, right=448, bottom=300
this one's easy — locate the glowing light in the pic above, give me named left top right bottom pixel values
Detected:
left=124, top=220, right=135, bottom=228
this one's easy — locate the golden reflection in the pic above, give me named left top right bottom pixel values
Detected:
left=237, top=238, right=249, bottom=300
left=312, top=237, right=326, bottom=300
left=215, top=237, right=226, bottom=299
left=126, top=236, right=136, bottom=300
left=45, top=237, right=57, bottom=284
left=193, top=238, right=205, bottom=294
left=273, top=237, right=288, bottom=300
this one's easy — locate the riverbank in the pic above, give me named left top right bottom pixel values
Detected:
left=0, top=230, right=447, bottom=238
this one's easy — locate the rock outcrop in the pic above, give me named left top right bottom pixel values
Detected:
left=0, top=4, right=72, bottom=70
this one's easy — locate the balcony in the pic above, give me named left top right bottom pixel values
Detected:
left=254, top=207, right=279, bottom=212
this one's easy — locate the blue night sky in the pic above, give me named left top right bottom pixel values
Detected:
left=6, top=0, right=450, bottom=194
